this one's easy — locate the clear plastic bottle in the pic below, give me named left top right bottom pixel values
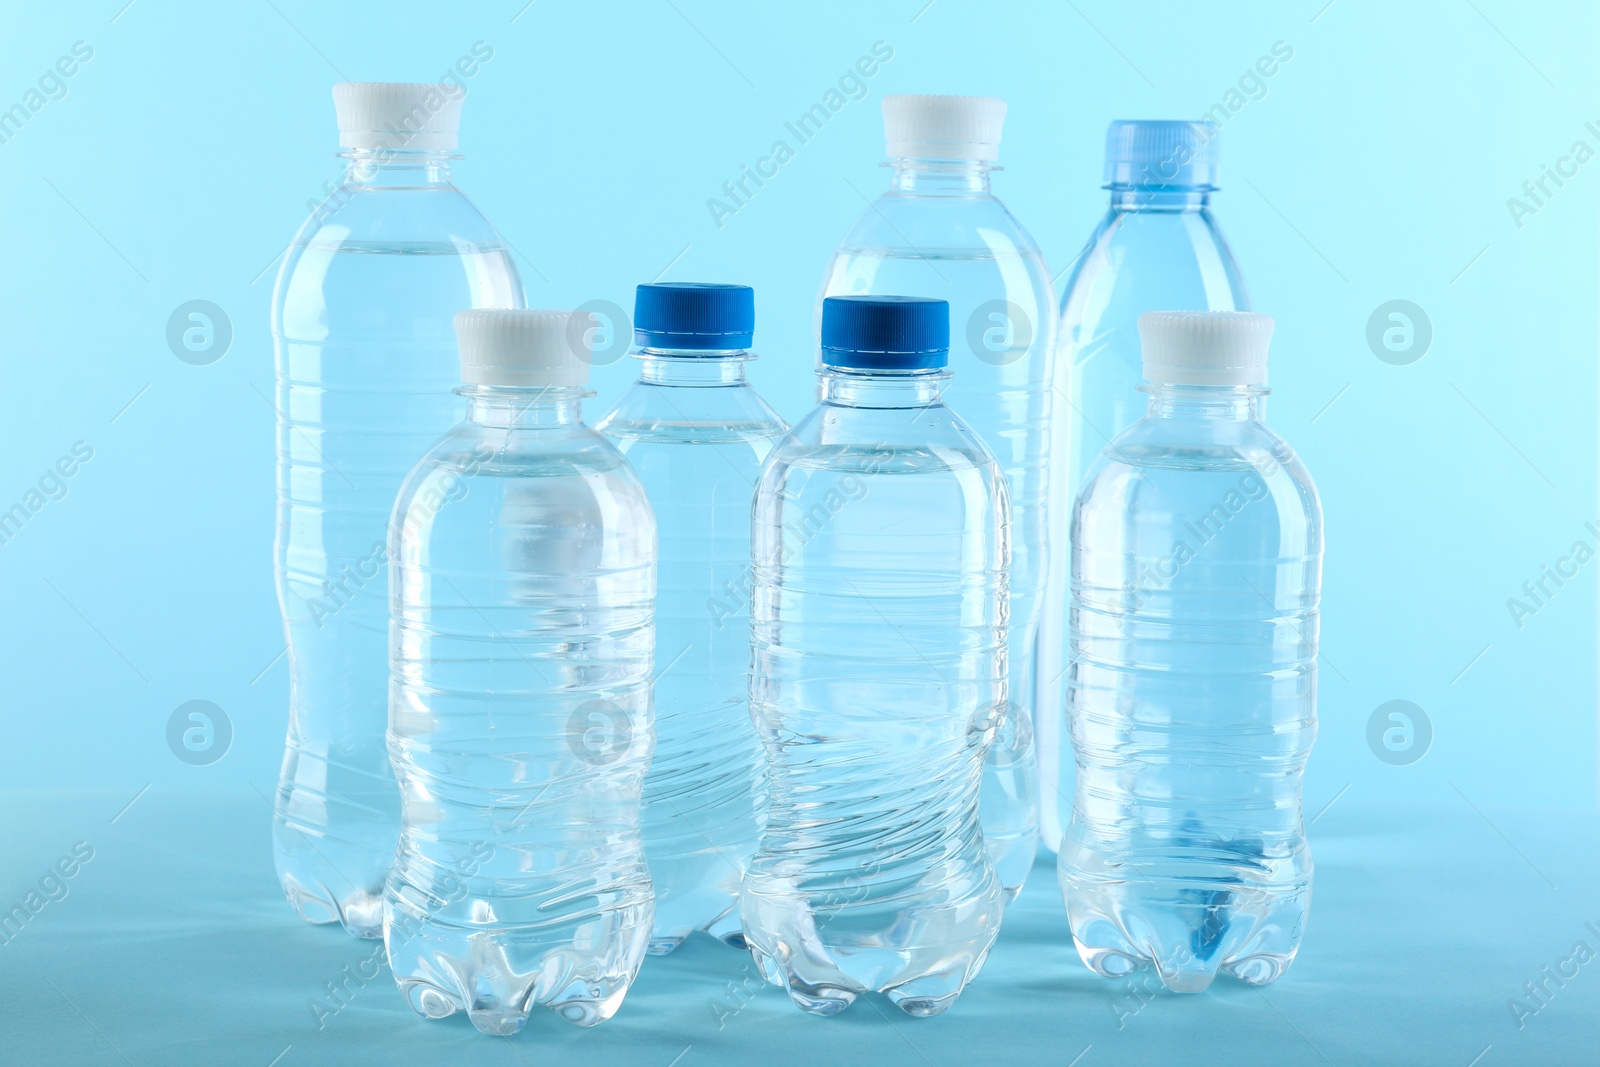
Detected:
left=1036, top=120, right=1250, bottom=853
left=818, top=95, right=1052, bottom=900
left=385, top=309, right=656, bottom=1034
left=595, top=283, right=787, bottom=955
left=743, top=296, right=1006, bottom=1018
left=1058, top=312, right=1320, bottom=994
left=271, top=83, right=523, bottom=937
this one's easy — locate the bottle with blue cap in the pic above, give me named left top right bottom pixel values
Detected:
left=818, top=93, right=1052, bottom=904
left=1058, top=311, right=1321, bottom=994
left=595, top=282, right=787, bottom=955
left=741, top=295, right=1006, bottom=1018
left=1035, top=119, right=1252, bottom=855
left=385, top=309, right=656, bottom=1033
left=272, top=82, right=525, bottom=938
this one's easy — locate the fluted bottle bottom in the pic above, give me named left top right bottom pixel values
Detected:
left=648, top=890, right=747, bottom=956
left=385, top=895, right=653, bottom=1034
left=272, top=812, right=394, bottom=939
left=1058, top=848, right=1310, bottom=993
left=644, top=838, right=754, bottom=954
left=739, top=869, right=1001, bottom=1018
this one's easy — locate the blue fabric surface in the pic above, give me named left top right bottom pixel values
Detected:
left=1, top=788, right=1594, bottom=1066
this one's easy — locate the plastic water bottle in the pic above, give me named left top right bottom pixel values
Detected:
left=818, top=95, right=1053, bottom=900
left=385, top=309, right=656, bottom=1033
left=595, top=283, right=787, bottom=955
left=1058, top=311, right=1320, bottom=994
left=271, top=82, right=523, bottom=937
left=743, top=296, right=1006, bottom=1018
left=1035, top=120, right=1250, bottom=854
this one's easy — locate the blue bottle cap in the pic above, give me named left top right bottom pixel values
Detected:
left=1103, top=120, right=1220, bottom=190
left=820, top=296, right=949, bottom=371
left=633, top=282, right=755, bottom=350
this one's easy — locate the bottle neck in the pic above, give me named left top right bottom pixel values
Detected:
left=821, top=367, right=947, bottom=407
left=463, top=385, right=586, bottom=428
left=637, top=348, right=751, bottom=386
left=1109, top=185, right=1212, bottom=213
left=888, top=158, right=994, bottom=196
left=1145, top=383, right=1264, bottom=422
left=341, top=148, right=456, bottom=188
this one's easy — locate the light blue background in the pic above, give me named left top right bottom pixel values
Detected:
left=1, top=0, right=1593, bottom=822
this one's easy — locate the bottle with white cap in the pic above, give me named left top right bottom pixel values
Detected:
left=271, top=82, right=523, bottom=939
left=1058, top=310, right=1321, bottom=994
left=594, top=283, right=787, bottom=956
left=818, top=93, right=1054, bottom=904
left=743, top=296, right=1005, bottom=1018
left=385, top=309, right=656, bottom=1034
left=1036, top=119, right=1251, bottom=856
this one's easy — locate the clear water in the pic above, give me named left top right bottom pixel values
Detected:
left=1058, top=389, right=1320, bottom=993
left=596, top=356, right=788, bottom=955
left=820, top=183, right=1055, bottom=901
left=271, top=168, right=523, bottom=938
left=742, top=372, right=1007, bottom=1018
left=1036, top=189, right=1249, bottom=853
left=385, top=393, right=656, bottom=1034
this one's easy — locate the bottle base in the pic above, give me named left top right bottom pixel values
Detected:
left=280, top=873, right=384, bottom=939
left=742, top=896, right=997, bottom=1020
left=648, top=893, right=748, bottom=955
left=1062, top=871, right=1308, bottom=993
left=398, top=975, right=629, bottom=1034
left=748, top=941, right=986, bottom=1018
left=386, top=902, right=651, bottom=1033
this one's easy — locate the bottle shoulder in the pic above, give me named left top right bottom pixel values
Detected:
left=1078, top=416, right=1321, bottom=532
left=763, top=399, right=1007, bottom=497
left=292, top=185, right=507, bottom=256
left=1059, top=205, right=1249, bottom=323
left=272, top=183, right=524, bottom=333
left=594, top=377, right=790, bottom=444
left=834, top=189, right=1049, bottom=263
left=396, top=420, right=653, bottom=517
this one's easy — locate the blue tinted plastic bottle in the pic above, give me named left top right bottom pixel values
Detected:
left=1036, top=120, right=1249, bottom=853
left=742, top=296, right=1006, bottom=1018
left=385, top=310, right=655, bottom=1033
left=818, top=95, right=1052, bottom=900
left=271, top=83, right=523, bottom=937
left=1059, top=312, right=1320, bottom=993
left=595, top=283, right=787, bottom=955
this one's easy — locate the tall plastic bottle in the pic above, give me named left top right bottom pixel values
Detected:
left=818, top=95, right=1052, bottom=900
left=271, top=82, right=524, bottom=937
left=1036, top=120, right=1250, bottom=853
left=742, top=296, right=1006, bottom=1018
left=1059, top=311, right=1320, bottom=993
left=595, top=283, right=787, bottom=955
left=385, top=309, right=656, bottom=1034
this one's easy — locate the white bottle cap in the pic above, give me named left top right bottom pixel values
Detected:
left=332, top=82, right=464, bottom=151
left=1138, top=311, right=1273, bottom=386
left=454, top=309, right=593, bottom=388
left=882, top=94, right=1006, bottom=162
